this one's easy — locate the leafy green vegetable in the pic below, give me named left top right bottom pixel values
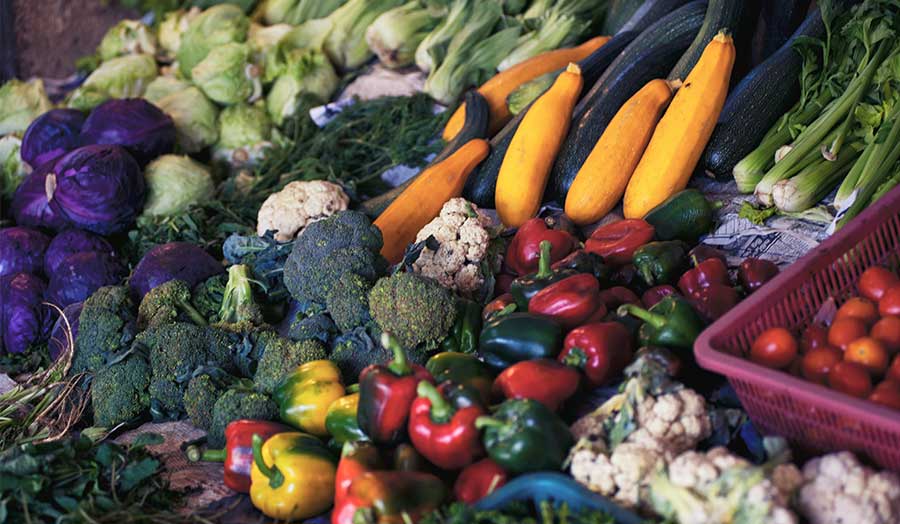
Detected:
left=739, top=202, right=778, bottom=225
left=421, top=501, right=615, bottom=524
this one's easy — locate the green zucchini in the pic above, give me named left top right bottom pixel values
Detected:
left=549, top=1, right=707, bottom=202
left=701, top=8, right=825, bottom=179
left=358, top=90, right=489, bottom=219
left=462, top=30, right=638, bottom=208
left=667, top=0, right=744, bottom=81
left=618, top=0, right=693, bottom=34
left=644, top=189, right=718, bottom=242
left=602, top=0, right=646, bottom=34
left=758, top=0, right=808, bottom=61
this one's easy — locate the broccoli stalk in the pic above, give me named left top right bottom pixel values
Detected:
left=218, top=264, right=264, bottom=325
left=137, top=279, right=208, bottom=330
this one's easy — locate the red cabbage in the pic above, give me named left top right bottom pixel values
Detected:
left=44, top=229, right=116, bottom=278
left=48, top=301, right=82, bottom=361
left=45, top=251, right=126, bottom=308
left=1, top=273, right=51, bottom=354
left=10, top=165, right=69, bottom=231
left=21, top=108, right=85, bottom=169
left=0, top=226, right=50, bottom=278
left=79, top=99, right=176, bottom=165
left=46, top=144, right=146, bottom=235
left=130, top=241, right=224, bottom=299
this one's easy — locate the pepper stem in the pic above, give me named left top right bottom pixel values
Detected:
left=617, top=304, right=667, bottom=330
left=417, top=381, right=453, bottom=424
left=382, top=333, right=411, bottom=375
left=690, top=254, right=701, bottom=268
left=562, top=348, right=588, bottom=369
left=638, top=265, right=656, bottom=286
left=475, top=416, right=506, bottom=430
left=251, top=434, right=284, bottom=489
left=535, top=240, right=553, bottom=278
left=346, top=383, right=360, bottom=394
left=185, top=445, right=226, bottom=462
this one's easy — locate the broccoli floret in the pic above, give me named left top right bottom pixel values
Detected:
left=137, top=322, right=210, bottom=418
left=73, top=286, right=138, bottom=374
left=208, top=386, right=278, bottom=447
left=192, top=274, right=227, bottom=324
left=219, top=264, right=264, bottom=325
left=184, top=368, right=237, bottom=431
left=207, top=322, right=273, bottom=378
left=287, top=313, right=338, bottom=344
left=137, top=279, right=208, bottom=330
left=330, top=327, right=389, bottom=381
left=253, top=332, right=328, bottom=394
left=91, top=352, right=151, bottom=427
left=368, top=272, right=457, bottom=350
left=326, top=272, right=373, bottom=333
left=283, top=210, right=387, bottom=306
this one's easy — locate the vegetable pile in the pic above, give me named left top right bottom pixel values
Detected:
left=2, top=1, right=900, bottom=524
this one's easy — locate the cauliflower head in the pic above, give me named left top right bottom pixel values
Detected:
left=256, top=180, right=349, bottom=242
left=412, top=198, right=496, bottom=297
left=797, top=452, right=900, bottom=524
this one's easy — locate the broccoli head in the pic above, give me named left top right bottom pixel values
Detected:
left=206, top=322, right=273, bottom=378
left=287, top=312, right=338, bottom=344
left=137, top=322, right=210, bottom=418
left=218, top=264, right=264, bottom=325
left=283, top=210, right=387, bottom=306
left=253, top=332, right=328, bottom=394
left=73, top=286, right=138, bottom=374
left=208, top=385, right=278, bottom=447
left=184, top=368, right=237, bottom=431
left=326, top=272, right=373, bottom=333
left=192, top=273, right=227, bottom=324
left=137, top=279, right=208, bottom=330
left=368, top=272, right=457, bottom=350
left=91, top=352, right=151, bottom=427
left=330, top=327, right=390, bottom=381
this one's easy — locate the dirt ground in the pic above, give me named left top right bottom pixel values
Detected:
left=13, top=0, right=136, bottom=79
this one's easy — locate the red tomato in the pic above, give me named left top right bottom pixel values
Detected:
left=828, top=317, right=868, bottom=350
left=801, top=323, right=829, bottom=354
left=750, top=327, right=798, bottom=369
left=844, top=337, right=889, bottom=376
left=888, top=354, right=900, bottom=383
left=584, top=219, right=655, bottom=266
left=879, top=286, right=900, bottom=317
left=801, top=346, right=843, bottom=385
left=835, top=297, right=879, bottom=326
left=871, top=316, right=900, bottom=355
left=869, top=381, right=900, bottom=410
left=828, top=361, right=873, bottom=398
left=859, top=267, right=899, bottom=302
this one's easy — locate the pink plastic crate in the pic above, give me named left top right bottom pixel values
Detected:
left=695, top=185, right=900, bottom=471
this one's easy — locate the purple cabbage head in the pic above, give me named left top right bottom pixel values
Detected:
left=48, top=301, right=82, bottom=361
left=21, top=108, right=86, bottom=169
left=0, top=226, right=51, bottom=278
left=79, top=99, right=176, bottom=165
left=1, top=273, right=51, bottom=354
left=130, top=242, right=224, bottom=299
left=45, top=251, right=126, bottom=308
left=44, top=229, right=116, bottom=279
left=45, top=144, right=146, bottom=235
left=10, top=166, right=69, bottom=231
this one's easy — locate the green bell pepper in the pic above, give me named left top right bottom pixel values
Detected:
left=632, top=241, right=689, bottom=286
left=325, top=385, right=367, bottom=446
left=426, top=352, right=494, bottom=405
left=441, top=299, right=483, bottom=354
left=510, top=240, right=576, bottom=310
left=644, top=189, right=720, bottom=242
left=617, top=296, right=703, bottom=350
left=478, top=313, right=563, bottom=370
left=475, top=399, right=573, bottom=474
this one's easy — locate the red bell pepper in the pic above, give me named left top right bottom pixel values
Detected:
left=358, top=333, right=434, bottom=444
left=185, top=419, right=292, bottom=493
left=559, top=322, right=633, bottom=388
left=506, top=217, right=577, bottom=276
left=408, top=381, right=484, bottom=470
left=642, top=285, right=678, bottom=309
left=335, top=441, right=382, bottom=508
left=738, top=258, right=779, bottom=293
left=688, top=283, right=740, bottom=322
left=585, top=219, right=655, bottom=266
left=453, top=458, right=508, bottom=504
left=492, top=359, right=580, bottom=411
left=688, top=245, right=727, bottom=264
left=527, top=273, right=601, bottom=329
left=677, top=256, right=730, bottom=299
left=597, top=286, right=641, bottom=311
left=483, top=293, right=515, bottom=321
left=494, top=273, right=515, bottom=297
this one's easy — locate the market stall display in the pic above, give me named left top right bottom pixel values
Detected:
left=2, top=1, right=900, bottom=523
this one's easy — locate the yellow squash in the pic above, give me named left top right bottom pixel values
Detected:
left=623, top=32, right=735, bottom=219
left=495, top=63, right=583, bottom=228
left=565, top=78, right=678, bottom=225
left=375, top=138, right=489, bottom=263
left=442, top=37, right=608, bottom=141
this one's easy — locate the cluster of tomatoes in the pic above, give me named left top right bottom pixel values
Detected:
left=749, top=266, right=900, bottom=410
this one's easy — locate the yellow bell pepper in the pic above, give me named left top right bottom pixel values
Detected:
left=250, top=432, right=336, bottom=521
left=274, top=360, right=345, bottom=436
